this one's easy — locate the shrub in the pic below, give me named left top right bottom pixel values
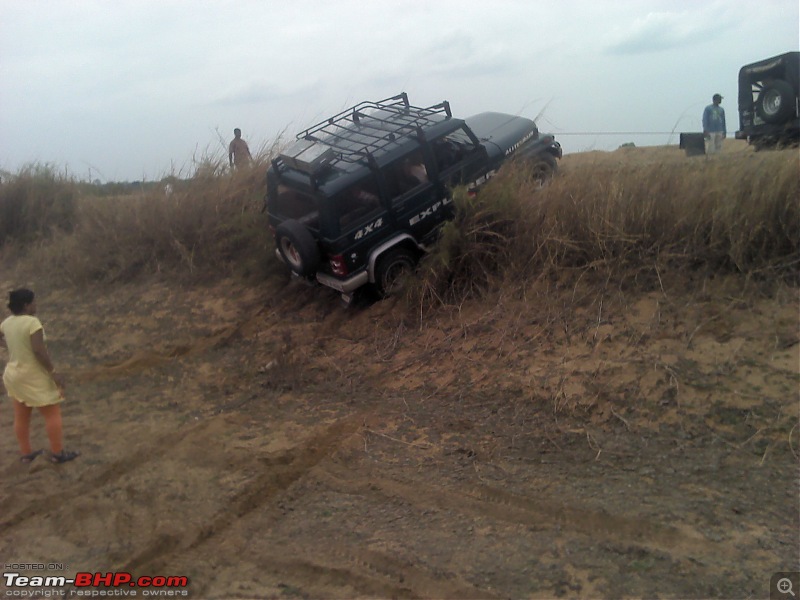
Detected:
left=3, top=158, right=276, bottom=285
left=3, top=146, right=798, bottom=294
left=0, top=164, right=77, bottom=244
left=414, top=148, right=800, bottom=304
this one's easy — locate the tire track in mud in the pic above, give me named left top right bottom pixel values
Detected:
left=0, top=416, right=230, bottom=530
left=73, top=319, right=253, bottom=382
left=237, top=547, right=500, bottom=600
left=72, top=297, right=346, bottom=383
left=84, top=409, right=495, bottom=600
left=329, top=547, right=499, bottom=600
left=120, top=414, right=365, bottom=575
left=316, top=463, right=726, bottom=561
left=113, top=417, right=500, bottom=599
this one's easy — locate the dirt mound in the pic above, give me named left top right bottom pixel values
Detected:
left=1, top=268, right=797, bottom=598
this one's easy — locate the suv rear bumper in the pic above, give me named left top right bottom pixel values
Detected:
left=275, top=248, right=370, bottom=293
left=316, top=270, right=369, bottom=293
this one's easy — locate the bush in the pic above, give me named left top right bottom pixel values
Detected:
left=2, top=159, right=276, bottom=285
left=0, top=164, right=77, bottom=244
left=414, top=148, right=800, bottom=304
left=3, top=146, right=798, bottom=295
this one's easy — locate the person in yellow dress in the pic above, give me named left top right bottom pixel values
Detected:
left=1, top=289, right=79, bottom=464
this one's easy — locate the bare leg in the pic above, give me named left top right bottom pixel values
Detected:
left=38, top=404, right=63, bottom=454
left=13, top=399, right=34, bottom=456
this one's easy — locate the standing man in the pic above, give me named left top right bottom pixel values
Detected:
left=702, top=94, right=726, bottom=155
left=228, top=128, right=252, bottom=169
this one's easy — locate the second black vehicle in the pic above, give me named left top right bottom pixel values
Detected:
left=735, top=51, right=800, bottom=149
left=266, top=93, right=561, bottom=301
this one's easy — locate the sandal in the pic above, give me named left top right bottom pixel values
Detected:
left=20, top=449, right=44, bottom=464
left=50, top=450, right=80, bottom=464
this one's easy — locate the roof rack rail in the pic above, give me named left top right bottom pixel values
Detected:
left=287, top=93, right=452, bottom=168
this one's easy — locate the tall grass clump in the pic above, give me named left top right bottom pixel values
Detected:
left=5, top=153, right=278, bottom=285
left=0, top=164, right=77, bottom=244
left=416, top=148, right=799, bottom=304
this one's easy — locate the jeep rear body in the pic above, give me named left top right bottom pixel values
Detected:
left=735, top=51, right=800, bottom=148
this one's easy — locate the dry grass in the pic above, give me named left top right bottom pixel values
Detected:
left=1, top=144, right=797, bottom=297
left=1, top=156, right=278, bottom=285
left=413, top=145, right=799, bottom=305
left=0, top=164, right=78, bottom=244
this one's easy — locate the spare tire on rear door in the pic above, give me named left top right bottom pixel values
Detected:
left=275, top=219, right=320, bottom=277
left=756, top=80, right=796, bottom=124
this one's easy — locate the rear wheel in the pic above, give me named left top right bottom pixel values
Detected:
left=756, top=80, right=796, bottom=124
left=373, top=247, right=417, bottom=297
left=275, top=220, right=320, bottom=277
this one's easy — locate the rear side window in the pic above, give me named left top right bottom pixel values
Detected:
left=272, top=185, right=319, bottom=229
left=337, top=176, right=383, bottom=232
left=384, top=150, right=430, bottom=202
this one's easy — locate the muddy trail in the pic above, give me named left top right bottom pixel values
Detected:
left=1, top=272, right=798, bottom=599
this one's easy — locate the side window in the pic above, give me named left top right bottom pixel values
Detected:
left=273, top=185, right=319, bottom=229
left=338, top=176, right=383, bottom=232
left=432, top=127, right=480, bottom=185
left=384, top=150, right=430, bottom=203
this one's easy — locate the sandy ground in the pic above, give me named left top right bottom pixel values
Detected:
left=1, top=260, right=798, bottom=598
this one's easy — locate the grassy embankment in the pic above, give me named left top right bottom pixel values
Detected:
left=1, top=146, right=797, bottom=300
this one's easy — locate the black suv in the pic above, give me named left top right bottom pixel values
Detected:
left=735, top=51, right=799, bottom=149
left=266, top=93, right=561, bottom=300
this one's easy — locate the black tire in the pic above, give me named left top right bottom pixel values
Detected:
left=275, top=219, right=320, bottom=277
left=756, top=80, right=796, bottom=125
left=529, top=153, right=558, bottom=186
left=373, top=247, right=417, bottom=297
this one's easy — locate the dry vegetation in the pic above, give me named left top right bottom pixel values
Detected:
left=0, top=156, right=275, bottom=285
left=1, top=143, right=797, bottom=299
left=416, top=145, right=799, bottom=305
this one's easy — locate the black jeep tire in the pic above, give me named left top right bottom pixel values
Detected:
left=756, top=80, right=796, bottom=125
left=275, top=219, right=320, bottom=277
left=529, top=153, right=558, bottom=186
left=374, top=247, right=417, bottom=297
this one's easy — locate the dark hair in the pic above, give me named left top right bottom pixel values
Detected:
left=8, top=288, right=34, bottom=315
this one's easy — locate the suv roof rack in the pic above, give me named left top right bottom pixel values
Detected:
left=278, top=93, right=452, bottom=175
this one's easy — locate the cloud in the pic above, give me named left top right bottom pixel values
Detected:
left=210, top=82, right=317, bottom=107
left=1, top=0, right=795, bottom=182
left=400, top=31, right=517, bottom=82
left=604, top=8, right=734, bottom=55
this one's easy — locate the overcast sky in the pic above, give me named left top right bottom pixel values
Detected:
left=1, top=0, right=797, bottom=182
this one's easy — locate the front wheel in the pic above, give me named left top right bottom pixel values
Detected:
left=373, top=247, right=417, bottom=297
left=529, top=153, right=558, bottom=186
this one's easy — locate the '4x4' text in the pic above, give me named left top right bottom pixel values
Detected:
left=354, top=217, right=385, bottom=240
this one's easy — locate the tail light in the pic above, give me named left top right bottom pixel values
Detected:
left=330, top=254, right=348, bottom=276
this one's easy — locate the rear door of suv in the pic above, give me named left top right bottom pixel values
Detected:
left=382, top=146, right=453, bottom=245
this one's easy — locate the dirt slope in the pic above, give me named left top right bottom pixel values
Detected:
left=1, top=264, right=798, bottom=598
